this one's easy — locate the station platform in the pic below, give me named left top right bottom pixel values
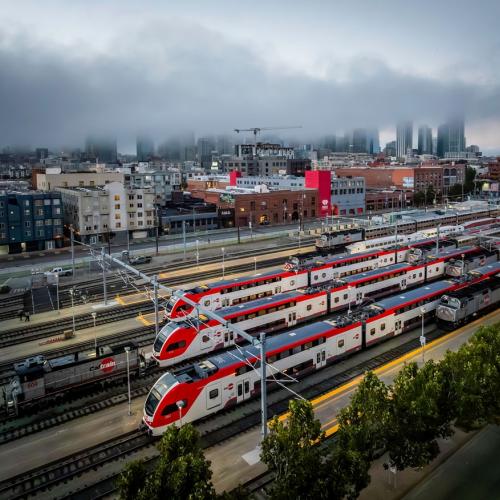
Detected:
left=0, top=309, right=497, bottom=497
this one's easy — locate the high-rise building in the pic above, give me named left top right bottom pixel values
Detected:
left=396, top=121, right=413, bottom=158
left=384, top=141, right=397, bottom=157
left=417, top=125, right=433, bottom=155
left=437, top=117, right=466, bottom=157
left=85, top=136, right=117, bottom=163
left=352, top=128, right=368, bottom=153
left=136, top=136, right=154, bottom=161
left=367, top=128, right=380, bottom=154
left=197, top=136, right=216, bottom=167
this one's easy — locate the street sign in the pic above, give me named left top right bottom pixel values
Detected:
left=419, top=335, right=426, bottom=346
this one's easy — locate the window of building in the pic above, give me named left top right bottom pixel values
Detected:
left=36, top=209, right=44, bottom=216
left=137, top=203, right=143, bottom=208
left=79, top=181, right=84, bottom=187
left=116, top=222, right=121, bottom=228
left=114, top=195, right=120, bottom=201
left=35, top=220, right=43, bottom=226
left=54, top=207, right=61, bottom=214
left=114, top=204, right=120, bottom=209
left=45, top=219, right=52, bottom=226
left=138, top=220, right=143, bottom=226
left=44, top=199, right=51, bottom=205
left=115, top=214, right=121, bottom=219
left=24, top=209, right=30, bottom=216
left=34, top=199, right=43, bottom=206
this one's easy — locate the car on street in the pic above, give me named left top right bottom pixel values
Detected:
left=129, top=255, right=152, bottom=265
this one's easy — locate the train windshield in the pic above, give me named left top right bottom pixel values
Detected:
left=154, top=321, right=191, bottom=352
left=165, top=297, right=177, bottom=313
left=440, top=296, right=461, bottom=308
left=144, top=372, right=178, bottom=416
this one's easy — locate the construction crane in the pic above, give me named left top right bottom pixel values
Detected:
left=234, top=126, right=302, bottom=142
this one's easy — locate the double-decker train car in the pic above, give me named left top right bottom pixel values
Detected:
left=152, top=246, right=493, bottom=366
left=1, top=342, right=146, bottom=416
left=165, top=239, right=464, bottom=321
left=346, top=226, right=463, bottom=255
left=143, top=269, right=497, bottom=435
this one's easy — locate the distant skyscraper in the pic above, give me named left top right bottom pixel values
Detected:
left=417, top=125, right=433, bottom=155
left=85, top=136, right=117, bottom=163
left=437, top=117, right=466, bottom=157
left=396, top=121, right=413, bottom=158
left=136, top=136, right=154, bottom=161
left=384, top=141, right=397, bottom=157
left=367, top=128, right=380, bottom=154
left=352, top=128, right=368, bottom=153
left=197, top=136, right=216, bottom=166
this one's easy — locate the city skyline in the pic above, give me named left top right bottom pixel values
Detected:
left=1, top=0, right=500, bottom=154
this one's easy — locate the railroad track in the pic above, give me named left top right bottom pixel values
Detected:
left=0, top=325, right=449, bottom=499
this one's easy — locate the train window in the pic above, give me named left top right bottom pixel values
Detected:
left=435, top=267, right=439, bottom=271
left=244, top=381, right=250, bottom=393
left=161, top=403, right=178, bottom=416
left=290, top=280, right=295, bottom=286
left=334, top=297, right=339, bottom=303
left=224, top=332, right=228, bottom=342
left=293, top=346, right=301, bottom=355
left=268, top=355, right=277, bottom=363
left=204, top=300, right=210, bottom=307
left=238, top=384, right=243, bottom=397
left=319, top=336, right=325, bottom=344
left=306, top=304, right=312, bottom=311
left=303, top=342, right=313, bottom=350
left=258, top=309, right=266, bottom=316
left=166, top=340, right=186, bottom=352
left=338, top=339, right=345, bottom=348
left=381, top=323, right=386, bottom=331
left=370, top=328, right=376, bottom=336
left=343, top=294, right=348, bottom=300
left=202, top=335, right=210, bottom=343
left=322, top=273, right=326, bottom=278
left=314, top=275, right=319, bottom=280
left=209, top=389, right=219, bottom=399
left=278, top=304, right=286, bottom=311
left=268, top=307, right=277, bottom=314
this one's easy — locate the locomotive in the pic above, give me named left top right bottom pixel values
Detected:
left=1, top=341, right=146, bottom=416
left=143, top=267, right=498, bottom=436
left=152, top=247, right=496, bottom=367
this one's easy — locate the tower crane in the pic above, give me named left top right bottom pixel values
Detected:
left=233, top=126, right=302, bottom=142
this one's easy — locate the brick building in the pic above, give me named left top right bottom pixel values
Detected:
left=488, top=158, right=500, bottom=181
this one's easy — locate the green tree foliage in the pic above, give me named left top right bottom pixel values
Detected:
left=464, top=165, right=476, bottom=193
left=336, top=371, right=390, bottom=460
left=118, top=424, right=218, bottom=500
left=385, top=361, right=455, bottom=470
left=117, top=460, right=147, bottom=500
left=413, top=191, right=425, bottom=206
left=260, top=399, right=325, bottom=500
left=442, top=323, right=500, bottom=429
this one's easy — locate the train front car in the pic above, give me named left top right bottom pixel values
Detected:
left=143, top=357, right=234, bottom=436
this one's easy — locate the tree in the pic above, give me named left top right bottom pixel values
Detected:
left=464, top=165, right=476, bottom=193
left=260, top=399, right=325, bottom=500
left=117, top=460, right=147, bottom=500
left=413, top=191, right=425, bottom=207
left=385, top=361, right=455, bottom=470
left=336, top=371, right=390, bottom=460
left=118, top=424, right=218, bottom=500
left=425, top=184, right=437, bottom=205
left=442, top=323, right=500, bottom=430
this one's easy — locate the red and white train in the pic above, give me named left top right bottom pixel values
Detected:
left=164, top=237, right=461, bottom=320
left=152, top=246, right=495, bottom=366
left=143, top=262, right=500, bottom=435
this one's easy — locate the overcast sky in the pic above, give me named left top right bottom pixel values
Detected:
left=1, top=0, right=499, bottom=153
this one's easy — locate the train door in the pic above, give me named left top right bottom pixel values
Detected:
left=275, top=286, right=281, bottom=294
left=237, top=379, right=251, bottom=403
left=394, top=318, right=403, bottom=336
left=206, top=384, right=222, bottom=410
left=316, top=349, right=326, bottom=368
left=288, top=311, right=297, bottom=326
left=222, top=298, right=230, bottom=307
left=223, top=330, right=234, bottom=347
left=356, top=291, right=363, bottom=304
left=401, top=278, right=407, bottom=290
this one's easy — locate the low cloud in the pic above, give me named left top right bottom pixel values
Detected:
left=0, top=20, right=499, bottom=151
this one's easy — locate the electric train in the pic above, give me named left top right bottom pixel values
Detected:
left=143, top=264, right=499, bottom=435
left=152, top=246, right=494, bottom=366
left=164, top=237, right=462, bottom=320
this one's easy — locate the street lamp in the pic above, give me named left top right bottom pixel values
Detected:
left=254, top=256, right=257, bottom=272
left=176, top=400, right=185, bottom=426
left=420, top=307, right=426, bottom=364
left=196, top=239, right=200, bottom=268
left=347, top=286, right=352, bottom=314
left=221, top=247, right=225, bottom=278
left=69, top=287, right=76, bottom=336
left=91, top=312, right=97, bottom=352
left=125, top=346, right=131, bottom=416
left=55, top=273, right=60, bottom=314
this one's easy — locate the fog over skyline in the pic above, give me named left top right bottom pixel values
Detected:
left=1, top=0, right=500, bottom=154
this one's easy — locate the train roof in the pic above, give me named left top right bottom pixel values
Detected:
left=207, top=320, right=338, bottom=370
left=442, top=277, right=499, bottom=299
left=468, top=261, right=500, bottom=277
left=425, top=245, right=477, bottom=260
left=368, top=280, right=456, bottom=312
left=341, top=262, right=411, bottom=284
left=186, top=267, right=303, bottom=293
left=219, top=290, right=309, bottom=317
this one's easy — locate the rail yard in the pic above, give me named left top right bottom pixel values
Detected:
left=0, top=204, right=499, bottom=499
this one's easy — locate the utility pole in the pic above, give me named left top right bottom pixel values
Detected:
left=237, top=224, right=241, bottom=244
left=182, top=220, right=186, bottom=260
left=70, top=225, right=75, bottom=280
left=260, top=331, right=268, bottom=440
left=436, top=224, right=440, bottom=256
left=101, top=247, right=107, bottom=305
left=196, top=239, right=200, bottom=268
left=153, top=275, right=159, bottom=338
left=125, top=346, right=131, bottom=416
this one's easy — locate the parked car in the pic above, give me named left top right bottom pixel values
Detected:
left=129, top=255, right=152, bottom=265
